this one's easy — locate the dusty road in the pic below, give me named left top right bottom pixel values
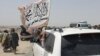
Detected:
left=0, top=40, right=33, bottom=56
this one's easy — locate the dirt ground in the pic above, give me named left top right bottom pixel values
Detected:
left=0, top=40, right=33, bottom=56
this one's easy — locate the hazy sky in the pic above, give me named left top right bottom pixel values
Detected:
left=0, top=0, right=100, bottom=26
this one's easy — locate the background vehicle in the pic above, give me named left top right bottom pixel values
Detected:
left=31, top=28, right=100, bottom=56
left=70, top=21, right=91, bottom=29
left=19, top=26, right=32, bottom=41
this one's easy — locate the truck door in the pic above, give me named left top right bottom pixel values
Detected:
left=33, top=43, right=45, bottom=56
left=33, top=32, right=56, bottom=56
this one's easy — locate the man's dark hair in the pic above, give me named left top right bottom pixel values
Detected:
left=11, top=28, right=15, bottom=32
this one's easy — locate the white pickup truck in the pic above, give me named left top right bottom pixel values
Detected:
left=31, top=28, right=100, bottom=56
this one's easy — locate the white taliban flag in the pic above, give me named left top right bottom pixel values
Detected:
left=18, top=0, right=50, bottom=34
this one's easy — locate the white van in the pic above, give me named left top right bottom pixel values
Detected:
left=70, top=22, right=91, bottom=29
left=32, top=28, right=100, bottom=56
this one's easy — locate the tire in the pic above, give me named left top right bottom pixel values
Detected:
left=21, top=38, right=25, bottom=41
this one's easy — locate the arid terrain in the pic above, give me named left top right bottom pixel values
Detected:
left=0, top=40, right=33, bottom=56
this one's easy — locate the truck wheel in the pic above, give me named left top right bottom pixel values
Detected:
left=21, top=38, right=25, bottom=41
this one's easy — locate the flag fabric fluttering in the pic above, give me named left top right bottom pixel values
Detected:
left=18, top=0, right=50, bottom=34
